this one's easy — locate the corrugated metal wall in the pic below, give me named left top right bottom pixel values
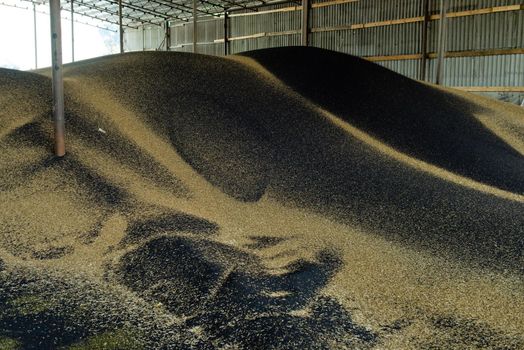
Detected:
left=169, top=18, right=225, bottom=55
left=124, top=25, right=164, bottom=51
left=229, top=4, right=302, bottom=52
left=124, top=0, right=524, bottom=103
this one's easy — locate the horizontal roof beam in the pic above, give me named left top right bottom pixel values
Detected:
left=153, top=0, right=221, bottom=17
left=72, top=0, right=163, bottom=26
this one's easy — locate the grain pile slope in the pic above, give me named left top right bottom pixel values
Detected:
left=240, top=47, right=524, bottom=194
left=0, top=48, right=523, bottom=349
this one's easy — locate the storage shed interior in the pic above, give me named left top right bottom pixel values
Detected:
left=1, top=0, right=523, bottom=104
left=1, top=1, right=524, bottom=349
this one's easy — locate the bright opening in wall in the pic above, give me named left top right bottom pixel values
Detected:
left=0, top=1, right=119, bottom=71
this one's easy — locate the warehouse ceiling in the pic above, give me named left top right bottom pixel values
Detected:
left=8, top=0, right=297, bottom=29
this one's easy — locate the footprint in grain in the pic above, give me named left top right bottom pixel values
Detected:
left=114, top=216, right=376, bottom=349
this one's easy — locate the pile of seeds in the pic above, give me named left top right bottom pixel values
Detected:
left=0, top=47, right=523, bottom=349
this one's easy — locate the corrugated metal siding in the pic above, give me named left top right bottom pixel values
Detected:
left=124, top=29, right=143, bottom=52
left=124, top=25, right=164, bottom=51
left=426, top=54, right=524, bottom=86
left=229, top=4, right=302, bottom=54
left=230, top=34, right=301, bottom=53
left=379, top=59, right=422, bottom=80
left=310, top=0, right=422, bottom=60
left=229, top=4, right=301, bottom=36
left=170, top=17, right=225, bottom=55
left=427, top=3, right=524, bottom=52
left=125, top=0, right=524, bottom=103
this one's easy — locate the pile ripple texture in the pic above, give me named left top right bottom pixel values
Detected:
left=1, top=47, right=523, bottom=349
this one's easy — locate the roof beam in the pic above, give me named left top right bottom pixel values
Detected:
left=104, top=0, right=170, bottom=20
left=73, top=0, right=163, bottom=25
left=153, top=0, right=220, bottom=17
left=130, top=0, right=191, bottom=21
left=228, top=0, right=299, bottom=12
left=7, top=0, right=115, bottom=32
left=216, top=0, right=258, bottom=11
left=198, top=0, right=227, bottom=11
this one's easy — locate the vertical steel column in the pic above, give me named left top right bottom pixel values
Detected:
left=301, top=0, right=310, bottom=46
left=50, top=0, right=65, bottom=157
left=119, top=0, right=124, bottom=53
left=223, top=12, right=228, bottom=56
left=142, top=26, right=145, bottom=50
left=193, top=0, right=198, bottom=53
left=419, top=0, right=429, bottom=81
left=71, top=0, right=75, bottom=62
left=435, top=0, right=448, bottom=85
left=33, top=2, right=38, bottom=69
left=165, top=20, right=171, bottom=51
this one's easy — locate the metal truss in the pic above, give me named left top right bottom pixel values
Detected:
left=15, top=0, right=293, bottom=29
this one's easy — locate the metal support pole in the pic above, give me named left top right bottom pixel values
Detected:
left=33, top=2, right=37, bottom=69
left=223, top=12, right=228, bottom=56
left=50, top=0, right=65, bottom=157
left=119, top=0, right=124, bottom=53
left=165, top=20, right=170, bottom=51
left=71, top=0, right=75, bottom=62
left=419, top=0, right=429, bottom=81
left=436, top=0, right=448, bottom=85
left=193, top=0, right=198, bottom=53
left=301, top=0, right=309, bottom=46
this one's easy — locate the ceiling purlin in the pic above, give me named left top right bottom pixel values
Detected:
left=215, top=0, right=258, bottom=11
left=21, top=0, right=129, bottom=27
left=126, top=0, right=202, bottom=20
left=198, top=0, right=226, bottom=11
left=25, top=0, right=296, bottom=28
left=72, top=9, right=122, bottom=27
left=160, top=0, right=221, bottom=17
left=105, top=0, right=169, bottom=19
left=74, top=0, right=186, bottom=24
left=140, top=1, right=188, bottom=19
left=70, top=5, right=131, bottom=27
left=134, top=0, right=196, bottom=21
left=72, top=0, right=163, bottom=25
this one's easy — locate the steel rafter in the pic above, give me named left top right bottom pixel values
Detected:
left=153, top=0, right=221, bottom=17
left=19, top=0, right=292, bottom=28
left=105, top=0, right=170, bottom=20
left=130, top=0, right=192, bottom=21
left=60, top=0, right=161, bottom=26
left=0, top=1, right=117, bottom=30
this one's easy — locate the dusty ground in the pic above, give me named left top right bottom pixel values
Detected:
left=0, top=47, right=523, bottom=349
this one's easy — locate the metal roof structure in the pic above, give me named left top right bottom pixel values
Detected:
left=5, top=0, right=299, bottom=30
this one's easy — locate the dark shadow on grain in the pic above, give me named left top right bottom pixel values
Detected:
left=245, top=236, right=286, bottom=249
left=241, top=47, right=524, bottom=195
left=122, top=213, right=219, bottom=245
left=117, top=236, right=376, bottom=349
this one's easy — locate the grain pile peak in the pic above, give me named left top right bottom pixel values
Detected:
left=1, top=47, right=523, bottom=349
